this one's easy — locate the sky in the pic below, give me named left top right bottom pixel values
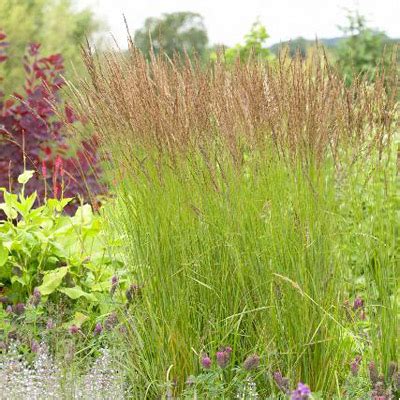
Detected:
left=80, top=0, right=400, bottom=48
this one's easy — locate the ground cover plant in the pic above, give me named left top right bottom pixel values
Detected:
left=0, top=169, right=133, bottom=358
left=0, top=170, right=132, bottom=398
left=65, top=42, right=400, bottom=399
left=0, top=342, right=126, bottom=399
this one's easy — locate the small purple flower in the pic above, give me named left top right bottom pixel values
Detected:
left=5, top=305, right=12, bottom=314
left=110, top=276, right=118, bottom=296
left=224, top=346, right=232, bottom=354
left=30, top=287, right=41, bottom=307
left=243, top=354, right=260, bottom=371
left=369, top=361, right=379, bottom=385
left=14, top=302, right=25, bottom=315
left=216, top=350, right=230, bottom=368
left=69, top=324, right=79, bottom=335
left=353, top=296, right=364, bottom=311
left=46, top=319, right=55, bottom=330
left=119, top=325, right=128, bottom=335
left=28, top=42, right=41, bottom=57
left=104, top=312, right=118, bottom=331
left=0, top=296, right=8, bottom=304
left=93, top=322, right=103, bottom=336
left=31, top=340, right=40, bottom=353
left=273, top=371, right=290, bottom=394
left=201, top=355, right=212, bottom=369
left=126, top=284, right=141, bottom=302
left=291, top=382, right=311, bottom=400
left=371, top=381, right=389, bottom=399
left=350, top=355, right=362, bottom=376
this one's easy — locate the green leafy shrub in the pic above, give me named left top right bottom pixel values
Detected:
left=224, top=21, right=272, bottom=63
left=0, top=171, right=123, bottom=318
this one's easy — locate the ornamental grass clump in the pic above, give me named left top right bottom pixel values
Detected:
left=69, top=41, right=399, bottom=398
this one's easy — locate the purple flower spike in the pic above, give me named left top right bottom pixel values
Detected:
left=31, top=340, right=40, bottom=353
left=216, top=350, right=230, bottom=368
left=104, top=312, right=118, bottom=331
left=369, top=361, right=379, bottom=384
left=291, top=382, right=311, bottom=400
left=46, top=319, right=55, bottom=330
left=243, top=354, right=260, bottom=371
left=201, top=355, right=212, bottom=369
left=273, top=371, right=290, bottom=394
left=353, top=296, right=364, bottom=311
left=94, top=322, right=103, bottom=336
left=14, top=303, right=25, bottom=315
left=126, top=284, right=141, bottom=303
left=110, top=276, right=118, bottom=296
left=350, top=355, right=362, bottom=376
left=31, top=287, right=41, bottom=307
left=69, top=324, right=79, bottom=335
left=224, top=346, right=232, bottom=354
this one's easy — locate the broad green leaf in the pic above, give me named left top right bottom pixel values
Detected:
left=0, top=242, right=8, bottom=267
left=58, top=286, right=98, bottom=302
left=11, top=275, right=28, bottom=286
left=46, top=198, right=73, bottom=213
left=17, top=170, right=35, bottom=184
left=66, top=311, right=88, bottom=328
left=0, top=203, right=17, bottom=219
left=37, top=267, right=68, bottom=296
left=73, top=204, right=93, bottom=225
left=91, top=281, right=112, bottom=292
left=2, top=191, right=18, bottom=207
left=15, top=192, right=37, bottom=216
left=0, top=263, right=11, bottom=280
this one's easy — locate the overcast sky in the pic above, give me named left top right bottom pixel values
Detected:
left=81, top=0, right=400, bottom=48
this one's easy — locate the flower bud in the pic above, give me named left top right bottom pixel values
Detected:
left=243, top=354, right=260, bottom=371
left=94, top=322, right=103, bottom=336
left=201, top=355, right=212, bottom=369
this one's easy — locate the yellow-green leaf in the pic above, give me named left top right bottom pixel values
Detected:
left=0, top=203, right=17, bottom=219
left=37, top=267, right=68, bottom=296
left=58, top=286, right=98, bottom=302
left=17, top=170, right=35, bottom=184
left=0, top=242, right=8, bottom=267
left=65, top=312, right=89, bottom=328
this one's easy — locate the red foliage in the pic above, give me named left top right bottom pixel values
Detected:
left=0, top=31, right=103, bottom=210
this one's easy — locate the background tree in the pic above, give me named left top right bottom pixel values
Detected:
left=219, top=21, right=273, bottom=63
left=270, top=37, right=312, bottom=59
left=0, top=0, right=103, bottom=95
left=336, top=10, right=392, bottom=82
left=134, top=12, right=209, bottom=60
